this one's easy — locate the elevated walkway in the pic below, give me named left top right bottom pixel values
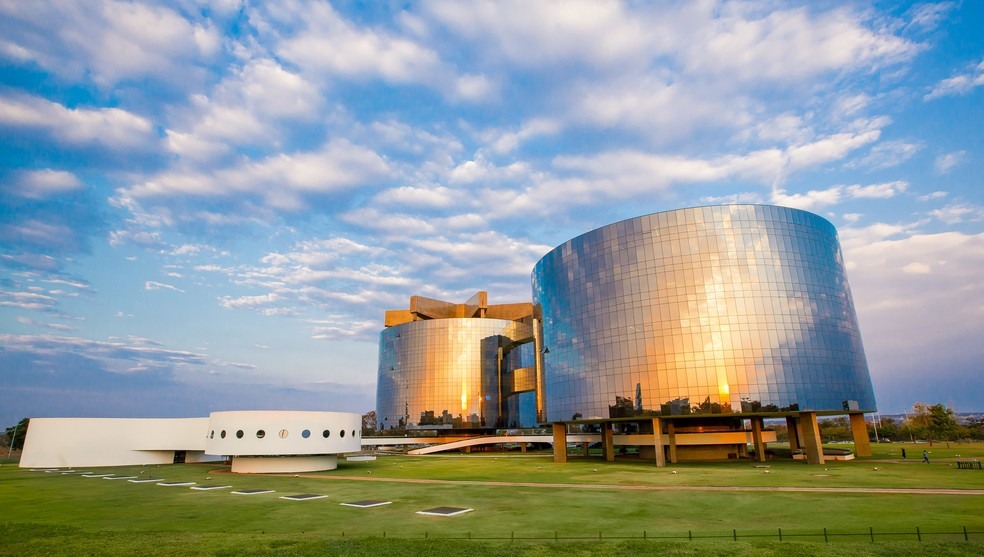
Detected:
left=363, top=430, right=777, bottom=455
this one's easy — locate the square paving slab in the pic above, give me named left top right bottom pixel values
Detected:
left=341, top=500, right=392, bottom=508
left=280, top=494, right=327, bottom=501
left=82, top=473, right=115, bottom=478
left=128, top=478, right=162, bottom=483
left=157, top=481, right=196, bottom=487
left=104, top=475, right=138, bottom=480
left=191, top=485, right=232, bottom=491
left=416, top=507, right=473, bottom=517
left=231, top=489, right=275, bottom=495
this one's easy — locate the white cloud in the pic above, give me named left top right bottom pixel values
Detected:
left=934, top=151, right=966, bottom=174
left=771, top=185, right=844, bottom=211
left=484, top=118, right=561, bottom=155
left=6, top=169, right=83, bottom=199
left=918, top=191, right=948, bottom=202
left=684, top=5, right=918, bottom=81
left=120, top=139, right=392, bottom=211
left=846, top=181, right=908, bottom=199
left=905, top=2, right=957, bottom=32
left=269, top=1, right=441, bottom=83
left=371, top=185, right=457, bottom=209
left=144, top=281, right=184, bottom=293
left=925, top=59, right=984, bottom=100
left=163, top=59, right=323, bottom=162
left=0, top=0, right=220, bottom=88
left=424, top=0, right=652, bottom=68
left=930, top=204, right=984, bottom=224
left=0, top=94, right=156, bottom=149
left=848, top=140, right=921, bottom=170
left=902, top=262, right=932, bottom=274
left=844, top=232, right=984, bottom=386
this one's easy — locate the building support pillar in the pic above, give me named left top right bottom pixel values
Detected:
left=552, top=423, right=567, bottom=464
left=602, top=422, right=615, bottom=462
left=751, top=417, right=766, bottom=462
left=849, top=412, right=872, bottom=457
left=652, top=418, right=666, bottom=468
left=667, top=420, right=678, bottom=464
left=800, top=412, right=825, bottom=464
left=786, top=416, right=800, bottom=451
left=582, top=442, right=590, bottom=456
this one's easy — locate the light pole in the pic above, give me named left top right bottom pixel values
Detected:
left=5, top=422, right=18, bottom=460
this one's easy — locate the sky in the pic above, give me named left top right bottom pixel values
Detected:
left=1, top=0, right=983, bottom=427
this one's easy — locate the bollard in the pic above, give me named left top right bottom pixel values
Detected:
left=778, top=528, right=782, bottom=541
left=964, top=526, right=969, bottom=542
left=870, top=527, right=874, bottom=543
left=916, top=526, right=921, bottom=542
left=733, top=529, right=737, bottom=541
left=688, top=530, right=692, bottom=541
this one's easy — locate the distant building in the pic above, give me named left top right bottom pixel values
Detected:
left=377, top=205, right=877, bottom=464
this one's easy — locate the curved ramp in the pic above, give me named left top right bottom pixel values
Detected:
left=407, top=434, right=601, bottom=455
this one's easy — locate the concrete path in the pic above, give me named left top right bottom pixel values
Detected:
left=218, top=470, right=984, bottom=496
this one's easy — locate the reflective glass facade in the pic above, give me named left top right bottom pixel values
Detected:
left=532, top=205, right=876, bottom=422
left=376, top=318, right=535, bottom=430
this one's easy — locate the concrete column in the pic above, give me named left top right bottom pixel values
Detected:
left=751, top=417, right=766, bottom=462
left=786, top=416, right=800, bottom=451
left=652, top=418, right=666, bottom=468
left=800, top=412, right=825, bottom=464
left=521, top=442, right=527, bottom=454
left=602, top=423, right=615, bottom=462
left=583, top=442, right=590, bottom=456
left=552, top=423, right=567, bottom=464
left=849, top=412, right=872, bottom=457
left=667, top=420, right=678, bottom=464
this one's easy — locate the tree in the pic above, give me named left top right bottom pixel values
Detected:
left=3, top=418, right=29, bottom=452
left=361, top=410, right=377, bottom=436
left=907, top=403, right=932, bottom=443
left=927, top=404, right=959, bottom=448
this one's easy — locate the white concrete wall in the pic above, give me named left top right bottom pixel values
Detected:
left=205, top=411, right=361, bottom=456
left=19, top=417, right=209, bottom=468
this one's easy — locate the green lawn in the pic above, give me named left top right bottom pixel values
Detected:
left=2, top=443, right=983, bottom=556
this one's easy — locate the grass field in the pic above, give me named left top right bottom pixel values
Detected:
left=2, top=442, right=983, bottom=556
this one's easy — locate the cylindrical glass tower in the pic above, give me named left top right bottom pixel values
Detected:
left=531, top=205, right=875, bottom=422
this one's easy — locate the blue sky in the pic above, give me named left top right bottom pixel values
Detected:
left=1, top=0, right=983, bottom=426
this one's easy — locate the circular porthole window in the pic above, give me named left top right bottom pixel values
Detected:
left=351, top=430, right=356, bottom=438
left=220, top=430, right=227, bottom=439
left=279, top=429, right=289, bottom=439
left=322, top=429, right=330, bottom=438
left=236, top=430, right=244, bottom=439
left=209, top=430, right=214, bottom=439
left=302, top=429, right=311, bottom=439
left=256, top=430, right=266, bottom=439
left=340, top=430, right=346, bottom=438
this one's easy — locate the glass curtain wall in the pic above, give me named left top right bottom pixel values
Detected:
left=531, top=205, right=876, bottom=422
left=376, top=318, right=534, bottom=430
